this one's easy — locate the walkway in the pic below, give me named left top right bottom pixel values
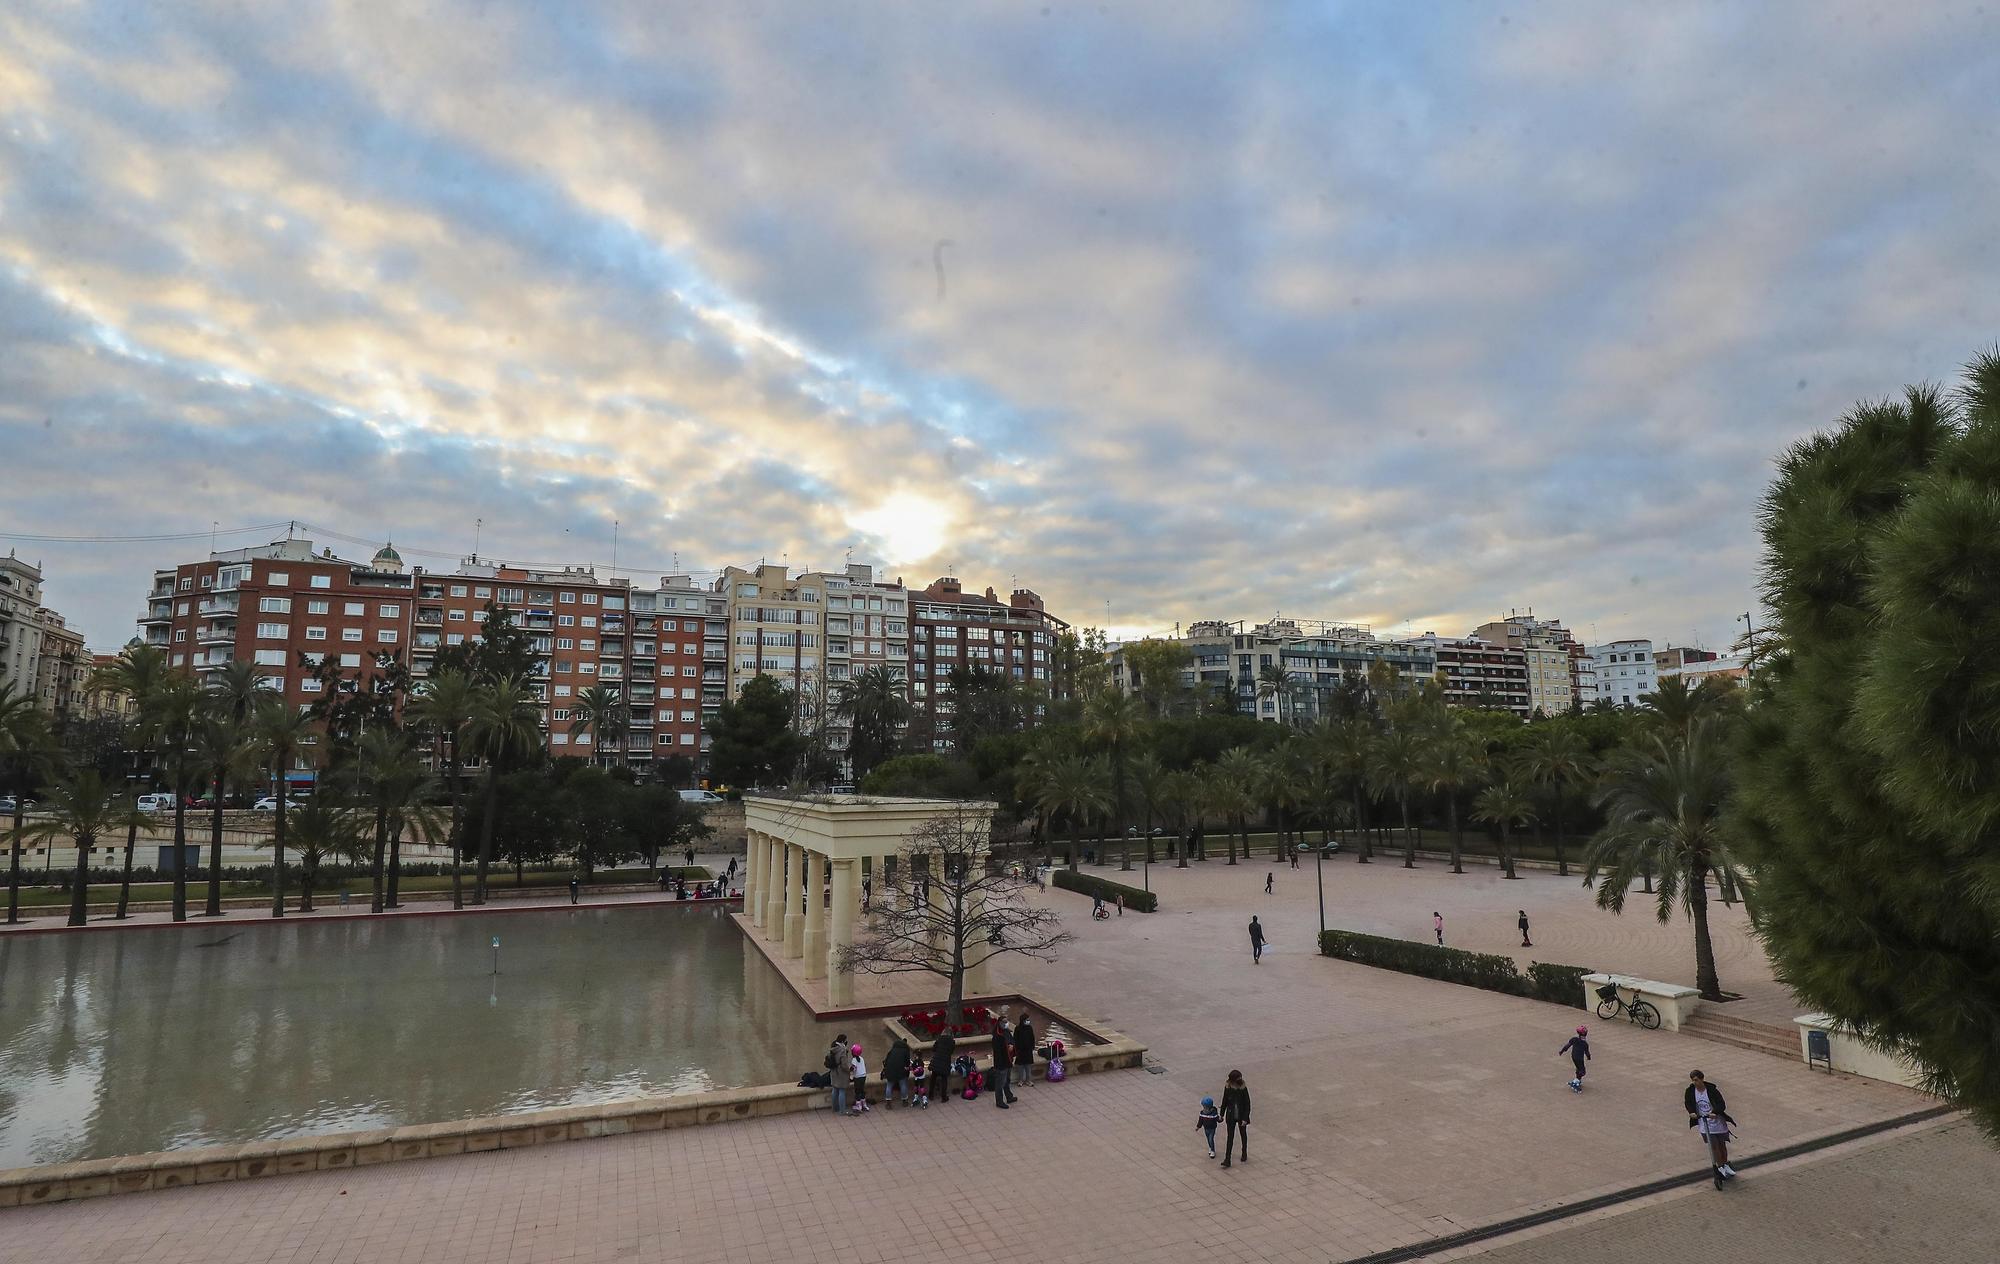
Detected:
left=3, top=857, right=1939, bottom=1261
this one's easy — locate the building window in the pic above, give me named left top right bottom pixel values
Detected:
left=661, top=619, right=676, bottom=632
left=583, top=593, right=598, bottom=605
left=551, top=733, right=568, bottom=745
left=256, top=623, right=289, bottom=639
left=259, top=597, right=292, bottom=613
left=557, top=638, right=574, bottom=650
left=345, top=602, right=364, bottom=616
left=379, top=604, right=400, bottom=618
left=446, top=634, right=464, bottom=645
left=340, top=654, right=361, bottom=668
left=581, top=639, right=596, bottom=651
left=378, top=629, right=398, bottom=643
left=684, top=665, right=698, bottom=677
left=558, top=614, right=575, bottom=627
left=450, top=585, right=467, bottom=597
left=300, top=678, right=322, bottom=693
left=579, top=663, right=596, bottom=675
left=342, top=628, right=363, bottom=642
left=582, top=616, right=596, bottom=628
left=680, top=733, right=695, bottom=745
left=306, top=599, right=330, bottom=615
left=306, top=627, right=327, bottom=640
left=254, top=649, right=286, bottom=666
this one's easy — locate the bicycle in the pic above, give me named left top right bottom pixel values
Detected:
left=1595, top=981, right=1662, bottom=1030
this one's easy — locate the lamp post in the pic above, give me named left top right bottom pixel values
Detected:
left=1315, top=841, right=1325, bottom=936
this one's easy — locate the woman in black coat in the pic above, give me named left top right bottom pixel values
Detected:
left=989, top=1024, right=1015, bottom=1108
left=1684, top=1069, right=1738, bottom=1184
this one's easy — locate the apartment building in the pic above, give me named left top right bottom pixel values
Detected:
left=1654, top=646, right=1717, bottom=674
left=0, top=553, right=47, bottom=702
left=1470, top=613, right=1579, bottom=716
left=910, top=578, right=1063, bottom=752
left=138, top=536, right=704, bottom=783
left=1402, top=634, right=1532, bottom=717
left=1587, top=639, right=1658, bottom=708
left=34, top=612, right=88, bottom=717
left=1658, top=649, right=1749, bottom=687
left=629, top=575, right=729, bottom=767
left=1109, top=618, right=1434, bottom=721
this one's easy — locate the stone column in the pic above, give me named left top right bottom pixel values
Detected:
left=828, top=856, right=859, bottom=1007
left=763, top=836, right=787, bottom=941
left=802, top=850, right=827, bottom=979
left=782, top=842, right=806, bottom=957
left=745, top=830, right=765, bottom=927
left=963, top=875, right=992, bottom=997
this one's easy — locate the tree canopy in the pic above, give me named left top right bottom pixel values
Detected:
left=704, top=674, right=804, bottom=789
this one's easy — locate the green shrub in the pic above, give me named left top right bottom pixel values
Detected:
left=1526, top=961, right=1592, bottom=1009
left=1317, top=929, right=1591, bottom=1006
left=1050, top=868, right=1158, bottom=913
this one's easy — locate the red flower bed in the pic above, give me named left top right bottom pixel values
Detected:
left=899, top=1005, right=1000, bottom=1039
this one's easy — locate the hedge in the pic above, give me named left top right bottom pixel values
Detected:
left=1050, top=868, right=1158, bottom=913
left=1318, top=929, right=1590, bottom=1008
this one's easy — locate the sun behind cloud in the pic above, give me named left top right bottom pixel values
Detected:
left=851, top=493, right=956, bottom=567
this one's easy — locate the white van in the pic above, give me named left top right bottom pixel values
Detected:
left=677, top=789, right=724, bottom=804
left=137, top=793, right=177, bottom=813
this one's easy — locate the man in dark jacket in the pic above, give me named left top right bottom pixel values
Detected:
left=990, top=1024, right=1016, bottom=1108
left=932, top=1031, right=956, bottom=1104
left=1220, top=1069, right=1251, bottom=1167
left=1013, top=1013, right=1036, bottom=1089
left=1248, top=916, right=1266, bottom=964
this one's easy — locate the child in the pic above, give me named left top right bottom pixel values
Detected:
left=850, top=1044, right=871, bottom=1114
left=1195, top=1095, right=1220, bottom=1159
left=910, top=1057, right=929, bottom=1108
left=1558, top=1025, right=1591, bottom=1092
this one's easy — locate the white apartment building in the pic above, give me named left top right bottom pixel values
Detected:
left=1587, top=639, right=1658, bottom=708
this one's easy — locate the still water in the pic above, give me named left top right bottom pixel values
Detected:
left=0, top=906, right=866, bottom=1167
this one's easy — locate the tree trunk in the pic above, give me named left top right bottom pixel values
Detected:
left=1353, top=790, right=1371, bottom=863
left=117, top=817, right=138, bottom=918
left=475, top=766, right=497, bottom=903
left=68, top=832, right=93, bottom=927
left=171, top=795, right=188, bottom=921
left=1499, top=823, right=1519, bottom=879
left=1400, top=796, right=1416, bottom=868
left=1641, top=859, right=1654, bottom=894
left=1690, top=860, right=1723, bottom=1000
left=206, top=775, right=225, bottom=917
left=1227, top=814, right=1240, bottom=864
left=1112, top=749, right=1128, bottom=869
left=448, top=746, right=465, bottom=911
left=271, top=773, right=287, bottom=917
left=1447, top=795, right=1463, bottom=874
left=1273, top=804, right=1287, bottom=863
left=1143, top=805, right=1156, bottom=865
left=7, top=800, right=25, bottom=923
left=386, top=817, right=404, bottom=908
left=370, top=805, right=388, bottom=913
left=1068, top=820, right=1080, bottom=871
left=299, top=861, right=315, bottom=913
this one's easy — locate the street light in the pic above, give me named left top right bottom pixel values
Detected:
left=1315, top=841, right=1325, bottom=936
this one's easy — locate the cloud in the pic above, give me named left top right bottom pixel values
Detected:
left=2, top=1, right=1998, bottom=655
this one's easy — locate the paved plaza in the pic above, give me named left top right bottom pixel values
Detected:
left=5, top=850, right=1984, bottom=1262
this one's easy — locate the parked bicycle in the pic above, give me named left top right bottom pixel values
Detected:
left=1595, top=981, right=1662, bottom=1029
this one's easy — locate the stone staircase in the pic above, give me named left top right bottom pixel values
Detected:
left=1682, top=1010, right=1799, bottom=1061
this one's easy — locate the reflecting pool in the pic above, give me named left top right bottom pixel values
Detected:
left=0, top=907, right=864, bottom=1167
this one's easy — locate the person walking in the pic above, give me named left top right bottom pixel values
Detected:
left=1685, top=1070, right=1738, bottom=1186
left=1290, top=846, right=1299, bottom=869
left=990, top=1023, right=1015, bottom=1108
left=1248, top=915, right=1265, bottom=964
left=1195, top=1095, right=1220, bottom=1159
left=849, top=1043, right=871, bottom=1115
left=1013, top=1012, right=1036, bottom=1089
left=1518, top=909, right=1533, bottom=947
left=569, top=875, right=581, bottom=905
left=1264, top=872, right=1274, bottom=895
left=1558, top=1025, right=1590, bottom=1092
left=883, top=1036, right=912, bottom=1109
left=827, top=1033, right=852, bottom=1116
left=1115, top=892, right=1124, bottom=916
left=1219, top=1070, right=1251, bottom=1168
left=1433, top=911, right=1444, bottom=945
left=932, top=1030, right=957, bottom=1105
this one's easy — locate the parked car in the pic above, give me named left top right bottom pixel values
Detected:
left=677, top=789, right=724, bottom=804
left=252, top=797, right=282, bottom=812
left=137, top=793, right=178, bottom=813
left=0, top=796, right=30, bottom=814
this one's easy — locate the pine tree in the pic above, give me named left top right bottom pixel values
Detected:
left=1734, top=352, right=2000, bottom=1133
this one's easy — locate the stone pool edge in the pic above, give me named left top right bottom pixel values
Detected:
left=0, top=1026, right=1145, bottom=1210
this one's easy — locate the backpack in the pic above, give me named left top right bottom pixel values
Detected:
left=1046, top=1058, right=1066, bottom=1083
left=824, top=1048, right=838, bottom=1072
left=962, top=1068, right=983, bottom=1099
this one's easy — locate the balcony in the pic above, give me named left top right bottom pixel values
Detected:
left=416, top=610, right=444, bottom=626
left=197, top=624, right=236, bottom=646
left=140, top=605, right=172, bottom=625
left=629, top=714, right=654, bottom=728
left=198, top=599, right=238, bottom=618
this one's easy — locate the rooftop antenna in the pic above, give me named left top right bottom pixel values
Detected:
left=209, top=520, right=218, bottom=554
left=473, top=517, right=483, bottom=562
left=612, top=518, right=620, bottom=580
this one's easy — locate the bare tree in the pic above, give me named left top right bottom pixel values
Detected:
left=835, top=806, right=1072, bottom=1024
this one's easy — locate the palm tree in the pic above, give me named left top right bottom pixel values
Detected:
left=1082, top=690, right=1145, bottom=870
left=1517, top=726, right=1592, bottom=876
left=1256, top=746, right=1307, bottom=862
left=24, top=772, right=150, bottom=926
left=1, top=683, right=55, bottom=924
left=1214, top=747, right=1262, bottom=865
left=1424, top=716, right=1486, bottom=875
left=269, top=795, right=364, bottom=912
left=1472, top=775, right=1536, bottom=880
left=1639, top=675, right=1738, bottom=739
left=1034, top=753, right=1109, bottom=871
left=252, top=697, right=315, bottom=916
left=1256, top=664, right=1297, bottom=727
left=1583, top=718, right=1745, bottom=1000
left=148, top=677, right=207, bottom=921
left=465, top=675, right=542, bottom=903
left=1162, top=768, right=1199, bottom=867
left=86, top=644, right=175, bottom=919
left=192, top=710, right=259, bottom=917
left=1323, top=713, right=1377, bottom=862
left=830, top=666, right=911, bottom=782
left=409, top=669, right=478, bottom=910
left=1013, top=738, right=1060, bottom=866
left=1129, top=752, right=1169, bottom=865
left=357, top=728, right=435, bottom=912
left=1369, top=721, right=1427, bottom=868
left=571, top=685, right=631, bottom=770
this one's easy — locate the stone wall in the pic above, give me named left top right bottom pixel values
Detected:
left=702, top=800, right=747, bottom=852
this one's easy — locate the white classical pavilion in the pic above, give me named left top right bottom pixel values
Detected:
left=741, top=795, right=997, bottom=1006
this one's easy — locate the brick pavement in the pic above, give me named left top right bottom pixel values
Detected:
left=1444, top=1117, right=2000, bottom=1264
left=1, top=858, right=1937, bottom=1262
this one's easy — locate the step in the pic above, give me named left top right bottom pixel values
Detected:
left=1681, top=1013, right=1797, bottom=1060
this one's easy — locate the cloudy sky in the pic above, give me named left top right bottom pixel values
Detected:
left=3, top=2, right=1996, bottom=652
